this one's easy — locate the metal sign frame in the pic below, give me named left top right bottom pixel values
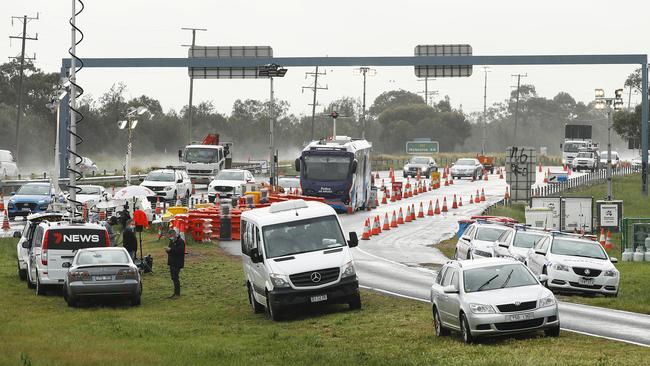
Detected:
left=58, top=53, right=649, bottom=195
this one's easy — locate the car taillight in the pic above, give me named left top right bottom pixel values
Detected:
left=116, top=268, right=138, bottom=280
left=68, top=271, right=90, bottom=282
left=41, top=231, right=49, bottom=265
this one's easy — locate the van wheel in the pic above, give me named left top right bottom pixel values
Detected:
left=348, top=293, right=362, bottom=310
left=265, top=291, right=282, bottom=321
left=27, top=270, right=36, bottom=289
left=544, top=325, right=561, bottom=337
left=36, top=271, right=46, bottom=296
left=17, top=260, right=26, bottom=281
left=248, top=284, right=264, bottom=314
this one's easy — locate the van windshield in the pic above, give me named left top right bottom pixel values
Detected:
left=263, top=215, right=346, bottom=258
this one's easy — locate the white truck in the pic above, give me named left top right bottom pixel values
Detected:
left=561, top=124, right=594, bottom=166
left=178, top=134, right=231, bottom=184
left=0, top=149, right=18, bottom=178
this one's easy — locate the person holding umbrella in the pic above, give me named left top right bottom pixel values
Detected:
left=122, top=220, right=138, bottom=259
left=165, top=229, right=185, bottom=298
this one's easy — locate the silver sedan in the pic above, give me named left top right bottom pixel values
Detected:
left=430, top=258, right=559, bottom=343
left=63, top=247, right=142, bottom=307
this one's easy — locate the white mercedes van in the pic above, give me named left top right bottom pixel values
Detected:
left=240, top=199, right=360, bottom=320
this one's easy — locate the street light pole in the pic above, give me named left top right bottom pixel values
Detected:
left=361, top=68, right=367, bottom=139
left=595, top=88, right=624, bottom=201
left=126, top=122, right=133, bottom=186
left=269, top=76, right=275, bottom=188
left=481, top=67, right=490, bottom=155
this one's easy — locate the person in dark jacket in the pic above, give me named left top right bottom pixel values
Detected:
left=119, top=203, right=131, bottom=230
left=122, top=220, right=138, bottom=259
left=165, top=229, right=185, bottom=298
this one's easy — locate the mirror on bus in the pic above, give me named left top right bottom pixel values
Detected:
left=294, top=158, right=301, bottom=172
left=350, top=160, right=358, bottom=174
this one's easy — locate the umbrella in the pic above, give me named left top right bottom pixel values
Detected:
left=112, top=186, right=155, bottom=200
left=95, top=199, right=126, bottom=209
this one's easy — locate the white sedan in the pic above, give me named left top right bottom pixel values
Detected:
left=525, top=233, right=620, bottom=297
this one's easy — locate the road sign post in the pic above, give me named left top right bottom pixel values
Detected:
left=506, top=146, right=536, bottom=203
left=406, top=140, right=439, bottom=154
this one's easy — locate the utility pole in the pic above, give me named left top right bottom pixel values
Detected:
left=302, top=67, right=327, bottom=141
left=9, top=13, right=39, bottom=162
left=181, top=27, right=207, bottom=144
left=481, top=67, right=491, bottom=155
left=418, top=77, right=438, bottom=106
left=355, top=67, right=375, bottom=139
left=511, top=73, right=527, bottom=145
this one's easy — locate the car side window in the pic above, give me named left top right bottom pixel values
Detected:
left=441, top=268, right=455, bottom=286
left=451, top=270, right=459, bottom=289
left=435, top=267, right=447, bottom=285
left=33, top=227, right=44, bottom=248
left=254, top=226, right=261, bottom=251
left=240, top=220, right=250, bottom=255
left=465, top=226, right=475, bottom=239
left=542, top=238, right=551, bottom=252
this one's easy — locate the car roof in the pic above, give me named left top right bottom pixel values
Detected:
left=241, top=200, right=337, bottom=227
left=456, top=258, right=520, bottom=270
left=23, top=182, right=51, bottom=186
left=37, top=221, right=106, bottom=230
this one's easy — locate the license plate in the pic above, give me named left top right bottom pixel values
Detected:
left=507, top=312, right=534, bottom=321
left=578, top=277, right=594, bottom=286
left=21, top=208, right=30, bottom=212
left=310, top=294, right=327, bottom=303
left=95, top=275, right=112, bottom=281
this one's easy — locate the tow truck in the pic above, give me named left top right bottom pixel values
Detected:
left=178, top=134, right=232, bottom=184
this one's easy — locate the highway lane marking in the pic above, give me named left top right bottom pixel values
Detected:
left=560, top=328, right=650, bottom=348
left=354, top=246, right=437, bottom=275
left=359, top=285, right=429, bottom=303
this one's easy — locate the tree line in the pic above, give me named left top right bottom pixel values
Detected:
left=0, top=61, right=644, bottom=170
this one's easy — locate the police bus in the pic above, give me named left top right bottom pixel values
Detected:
left=295, top=136, right=372, bottom=213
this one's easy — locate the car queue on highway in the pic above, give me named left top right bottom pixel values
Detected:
left=1, top=151, right=628, bottom=345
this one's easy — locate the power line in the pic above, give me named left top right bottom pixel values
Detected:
left=511, top=73, right=528, bottom=145
left=181, top=27, right=207, bottom=144
left=301, top=67, right=327, bottom=141
left=9, top=13, right=39, bottom=162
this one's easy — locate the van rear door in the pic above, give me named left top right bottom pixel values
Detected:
left=45, top=228, right=108, bottom=281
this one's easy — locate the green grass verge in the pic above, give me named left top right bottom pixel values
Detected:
left=486, top=174, right=650, bottom=314
left=2, top=234, right=649, bottom=365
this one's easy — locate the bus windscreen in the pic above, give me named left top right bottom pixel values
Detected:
left=303, top=155, right=351, bottom=181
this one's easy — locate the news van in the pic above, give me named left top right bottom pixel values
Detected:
left=24, top=221, right=110, bottom=295
left=240, top=200, right=360, bottom=320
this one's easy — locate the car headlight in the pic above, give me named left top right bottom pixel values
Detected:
left=164, top=186, right=174, bottom=191
left=469, top=303, right=495, bottom=314
left=341, top=261, right=356, bottom=278
left=604, top=269, right=618, bottom=277
left=552, top=263, right=570, bottom=271
left=270, top=273, right=291, bottom=288
left=539, top=294, right=556, bottom=308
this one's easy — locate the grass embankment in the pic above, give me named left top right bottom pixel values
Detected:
left=488, top=174, right=650, bottom=314
left=2, top=234, right=650, bottom=365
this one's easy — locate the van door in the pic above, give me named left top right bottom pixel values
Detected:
left=250, top=224, right=267, bottom=296
left=28, top=226, right=44, bottom=282
left=46, top=228, right=107, bottom=282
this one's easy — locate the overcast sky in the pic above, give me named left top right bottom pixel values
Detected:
left=3, top=0, right=648, bottom=117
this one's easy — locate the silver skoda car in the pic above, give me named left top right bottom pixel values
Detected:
left=430, top=258, right=559, bottom=343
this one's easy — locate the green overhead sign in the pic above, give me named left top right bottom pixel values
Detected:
left=406, top=140, right=439, bottom=154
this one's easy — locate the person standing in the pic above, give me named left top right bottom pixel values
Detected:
left=122, top=220, right=138, bottom=259
left=165, top=229, right=185, bottom=298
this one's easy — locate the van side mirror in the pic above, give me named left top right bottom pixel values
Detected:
left=610, top=257, right=618, bottom=263
left=498, top=241, right=509, bottom=248
left=13, top=231, right=22, bottom=238
left=350, top=160, right=358, bottom=174
left=138, top=177, right=144, bottom=182
left=538, top=274, right=548, bottom=283
left=250, top=248, right=263, bottom=263
left=535, top=250, right=547, bottom=255
left=10, top=191, right=15, bottom=196
left=22, top=241, right=30, bottom=249
left=294, top=158, right=301, bottom=172
left=348, top=232, right=359, bottom=248
left=62, top=262, right=71, bottom=268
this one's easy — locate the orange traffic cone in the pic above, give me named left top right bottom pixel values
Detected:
left=416, top=170, right=421, bottom=182
left=599, top=228, right=606, bottom=246
left=484, top=171, right=488, bottom=181
left=390, top=191, right=397, bottom=203
left=567, top=168, right=572, bottom=176
left=469, top=195, right=474, bottom=204
left=605, top=231, right=613, bottom=251
left=376, top=215, right=382, bottom=234
left=444, top=177, right=449, bottom=187
left=480, top=189, right=486, bottom=202
left=398, top=208, right=405, bottom=224
left=452, top=194, right=458, bottom=209
left=411, top=203, right=417, bottom=221
left=372, top=216, right=380, bottom=235
left=381, top=192, right=387, bottom=205
left=475, top=190, right=480, bottom=203
left=383, top=213, right=391, bottom=231
left=192, top=184, right=196, bottom=195
left=499, top=169, right=504, bottom=179
left=458, top=196, right=463, bottom=207
left=449, top=176, right=454, bottom=185
left=504, top=187, right=510, bottom=200
left=418, top=202, right=425, bottom=218
left=405, top=206, right=412, bottom=223
left=361, top=219, right=371, bottom=240
left=543, top=172, right=548, bottom=183
left=434, top=199, right=441, bottom=215
left=427, top=200, right=434, bottom=216
left=0, top=194, right=4, bottom=211
left=385, top=187, right=391, bottom=200
left=442, top=197, right=448, bottom=213
left=442, top=167, right=448, bottom=179
left=391, top=210, right=398, bottom=228
left=2, top=210, right=10, bottom=232
left=155, top=197, right=162, bottom=215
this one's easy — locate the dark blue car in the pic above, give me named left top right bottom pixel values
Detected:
left=7, top=183, right=55, bottom=219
